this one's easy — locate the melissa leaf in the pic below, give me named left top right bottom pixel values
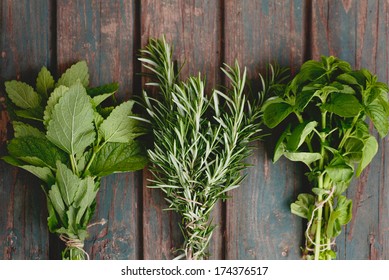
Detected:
left=47, top=82, right=95, bottom=155
left=43, top=85, right=69, bottom=127
left=56, top=162, right=81, bottom=206
left=88, top=141, right=148, bottom=177
left=56, top=61, right=89, bottom=87
left=99, top=100, right=143, bottom=143
left=7, top=136, right=68, bottom=169
left=36, top=66, right=55, bottom=98
left=48, top=184, right=67, bottom=226
left=5, top=80, right=41, bottom=109
left=12, top=121, right=45, bottom=139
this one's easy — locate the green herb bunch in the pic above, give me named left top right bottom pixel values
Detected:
left=139, top=37, right=288, bottom=260
left=2, top=61, right=148, bottom=259
left=262, top=56, right=389, bottom=260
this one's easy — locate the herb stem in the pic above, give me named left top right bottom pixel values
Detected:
left=70, top=154, right=79, bottom=176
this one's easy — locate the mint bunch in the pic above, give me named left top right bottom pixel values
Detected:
left=3, top=61, right=148, bottom=260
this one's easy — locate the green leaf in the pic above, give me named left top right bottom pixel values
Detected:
left=295, top=87, right=317, bottom=111
left=99, top=100, right=143, bottom=143
left=47, top=198, right=59, bottom=232
left=263, top=101, right=293, bottom=128
left=14, top=109, right=43, bottom=121
left=336, top=195, right=353, bottom=225
left=365, top=99, right=389, bottom=138
left=291, top=193, right=315, bottom=219
left=284, top=152, right=322, bottom=167
left=56, top=61, right=89, bottom=87
left=20, top=165, right=55, bottom=185
left=322, top=93, right=362, bottom=117
left=92, top=92, right=115, bottom=107
left=344, top=137, right=364, bottom=162
left=7, top=136, right=68, bottom=169
left=5, top=80, right=41, bottom=109
left=47, top=82, right=95, bottom=155
left=356, top=136, right=378, bottom=176
left=12, top=121, right=45, bottom=139
left=43, top=85, right=69, bottom=127
left=36, top=66, right=55, bottom=97
left=286, top=121, right=317, bottom=151
left=336, top=73, right=359, bottom=85
left=325, top=164, right=353, bottom=183
left=73, top=177, right=98, bottom=225
left=56, top=162, right=81, bottom=206
left=88, top=141, right=147, bottom=177
left=291, top=60, right=326, bottom=90
left=273, top=125, right=290, bottom=162
left=87, top=82, right=119, bottom=97
left=48, top=184, right=67, bottom=226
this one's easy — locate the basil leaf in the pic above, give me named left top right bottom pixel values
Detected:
left=47, top=82, right=95, bottom=155
left=325, top=164, right=353, bottom=183
left=284, top=152, right=322, bottom=167
left=365, top=99, right=389, bottom=138
left=286, top=121, right=317, bottom=151
left=263, top=101, right=293, bottom=128
left=56, top=61, right=89, bottom=87
left=322, top=93, right=362, bottom=117
left=291, top=193, right=315, bottom=219
left=356, top=136, right=378, bottom=176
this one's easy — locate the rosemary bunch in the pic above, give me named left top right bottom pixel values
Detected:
left=139, top=37, right=288, bottom=259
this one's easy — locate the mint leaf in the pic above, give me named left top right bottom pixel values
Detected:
left=56, top=61, right=89, bottom=87
left=5, top=80, right=41, bottom=109
left=99, top=100, right=143, bottom=143
left=47, top=82, right=95, bottom=155
left=88, top=141, right=147, bottom=177
left=36, top=66, right=55, bottom=98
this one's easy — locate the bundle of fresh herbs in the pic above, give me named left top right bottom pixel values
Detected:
left=2, top=61, right=148, bottom=259
left=138, top=37, right=288, bottom=259
left=262, top=56, right=389, bottom=260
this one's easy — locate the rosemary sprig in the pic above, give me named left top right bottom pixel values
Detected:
left=138, top=37, right=288, bottom=259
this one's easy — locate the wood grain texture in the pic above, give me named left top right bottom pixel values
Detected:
left=311, top=0, right=389, bottom=259
left=56, top=0, right=141, bottom=259
left=0, top=0, right=53, bottom=259
left=140, top=0, right=223, bottom=259
left=223, top=0, right=307, bottom=259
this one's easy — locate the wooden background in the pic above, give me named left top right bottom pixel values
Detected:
left=0, top=0, right=388, bottom=260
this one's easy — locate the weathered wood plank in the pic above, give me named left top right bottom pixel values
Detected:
left=140, top=0, right=223, bottom=259
left=311, top=0, right=389, bottom=259
left=0, top=0, right=54, bottom=259
left=223, top=0, right=307, bottom=259
left=56, top=0, right=141, bottom=259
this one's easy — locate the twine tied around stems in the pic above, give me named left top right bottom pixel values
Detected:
left=59, top=234, right=90, bottom=260
left=305, top=185, right=337, bottom=251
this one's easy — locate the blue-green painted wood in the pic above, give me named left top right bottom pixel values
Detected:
left=223, top=0, right=307, bottom=259
left=1, top=0, right=388, bottom=260
left=0, top=0, right=54, bottom=259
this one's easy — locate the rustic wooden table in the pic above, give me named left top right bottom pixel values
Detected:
left=1, top=0, right=388, bottom=259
